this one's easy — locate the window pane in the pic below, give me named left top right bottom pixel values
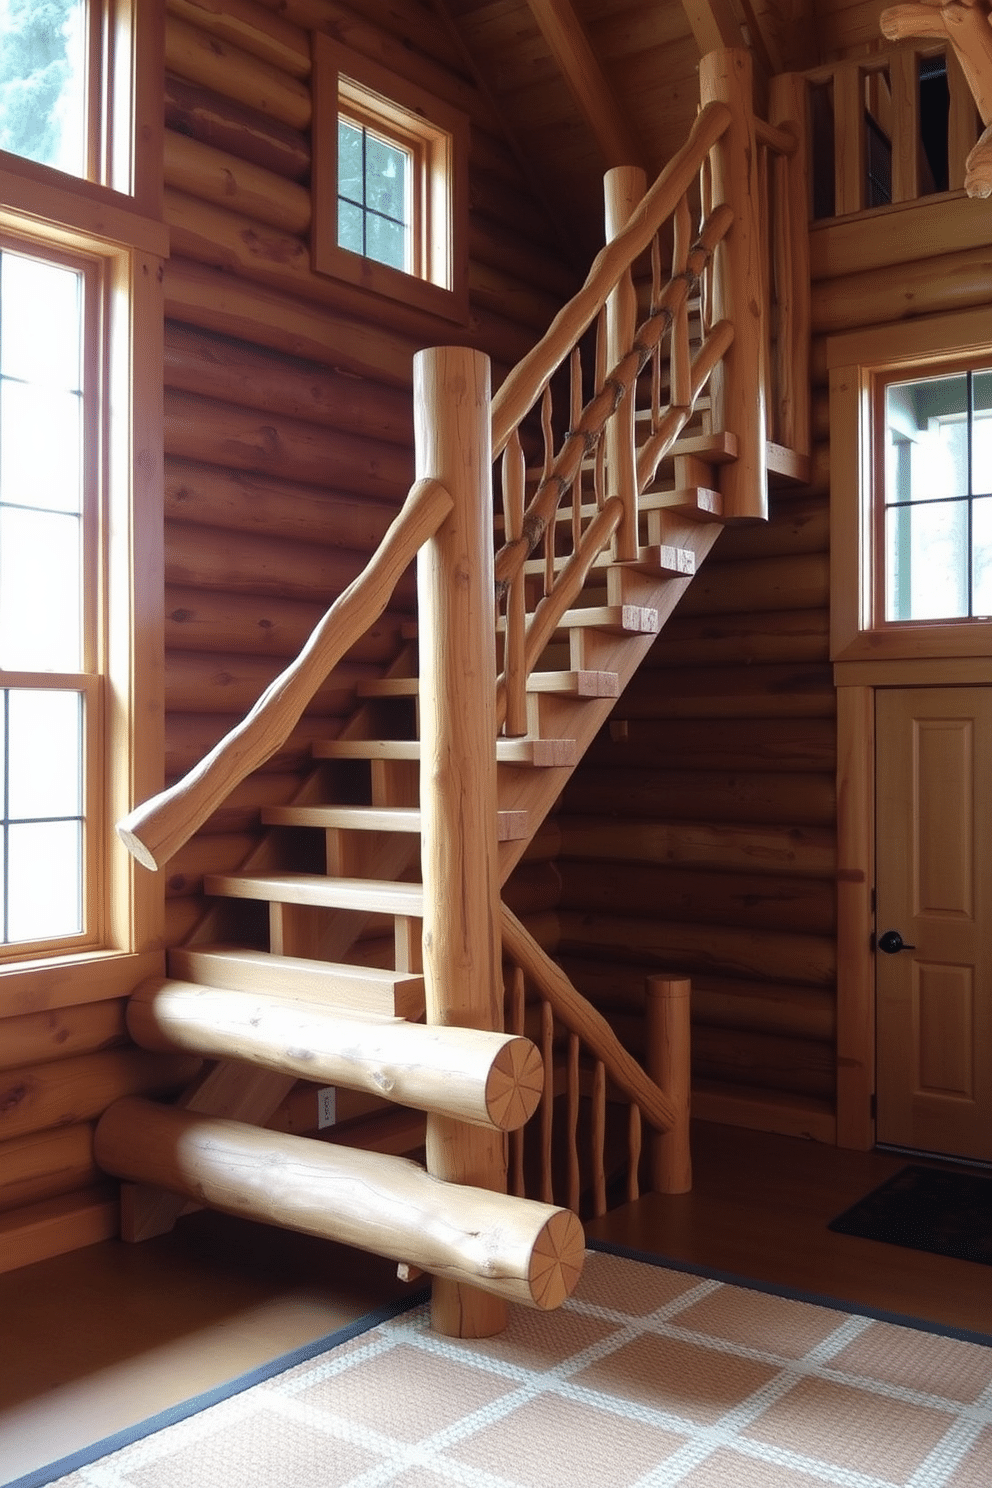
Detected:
left=337, top=197, right=363, bottom=255
left=1, top=382, right=82, bottom=513
left=973, top=372, right=992, bottom=496
left=1, top=255, right=82, bottom=390
left=337, top=118, right=363, bottom=203
left=7, top=688, right=81, bottom=818
left=365, top=133, right=408, bottom=223
left=0, top=0, right=87, bottom=177
left=886, top=375, right=969, bottom=503
left=7, top=818, right=81, bottom=941
left=365, top=211, right=406, bottom=271
left=0, top=506, right=81, bottom=670
left=885, top=498, right=969, bottom=620
left=974, top=496, right=992, bottom=617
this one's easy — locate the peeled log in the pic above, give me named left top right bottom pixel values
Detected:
left=95, top=1098, right=585, bottom=1310
left=127, top=979, right=544, bottom=1130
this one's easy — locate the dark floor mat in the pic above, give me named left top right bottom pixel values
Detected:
left=827, top=1164, right=992, bottom=1265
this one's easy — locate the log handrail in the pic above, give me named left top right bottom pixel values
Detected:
left=118, top=476, right=454, bottom=870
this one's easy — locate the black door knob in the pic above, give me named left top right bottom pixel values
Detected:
left=877, top=929, right=916, bottom=954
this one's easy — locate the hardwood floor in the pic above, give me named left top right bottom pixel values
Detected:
left=2, top=1122, right=990, bottom=1485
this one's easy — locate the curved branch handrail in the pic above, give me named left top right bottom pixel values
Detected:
left=118, top=477, right=454, bottom=871
left=490, top=100, right=732, bottom=461
left=500, top=902, right=679, bottom=1133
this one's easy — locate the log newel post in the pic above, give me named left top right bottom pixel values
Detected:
left=699, top=48, right=768, bottom=521
left=604, top=166, right=647, bottom=562
left=414, top=346, right=508, bottom=1339
left=768, top=72, right=811, bottom=461
left=646, top=974, right=692, bottom=1194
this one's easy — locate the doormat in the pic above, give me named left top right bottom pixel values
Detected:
left=828, top=1164, right=992, bottom=1265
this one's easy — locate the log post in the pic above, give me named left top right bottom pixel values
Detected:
left=604, top=166, right=647, bottom=563
left=645, top=974, right=692, bottom=1193
left=699, top=48, right=768, bottom=521
left=414, top=347, right=508, bottom=1338
left=768, top=72, right=811, bottom=460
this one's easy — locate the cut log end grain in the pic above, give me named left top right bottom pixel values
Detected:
left=527, top=1207, right=585, bottom=1310
left=484, top=1036, right=544, bottom=1130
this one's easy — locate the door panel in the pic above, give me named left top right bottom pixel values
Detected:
left=875, top=687, right=992, bottom=1160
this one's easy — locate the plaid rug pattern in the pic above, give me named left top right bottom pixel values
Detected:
left=43, top=1251, right=992, bottom=1488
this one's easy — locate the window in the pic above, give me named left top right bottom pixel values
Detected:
left=312, top=38, right=469, bottom=324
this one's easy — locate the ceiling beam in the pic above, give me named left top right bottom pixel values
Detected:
left=681, top=0, right=745, bottom=56
left=524, top=0, right=644, bottom=169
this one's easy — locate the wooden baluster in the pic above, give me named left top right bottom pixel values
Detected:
left=591, top=1059, right=607, bottom=1217
left=769, top=72, right=811, bottom=460
left=414, top=345, right=506, bottom=1339
left=501, top=432, right=528, bottom=738
left=757, top=140, right=773, bottom=446
left=646, top=974, right=692, bottom=1194
left=509, top=965, right=527, bottom=1198
left=699, top=49, right=768, bottom=520
left=569, top=346, right=583, bottom=556
left=540, top=998, right=554, bottom=1204
left=833, top=61, right=865, bottom=215
left=699, top=151, right=713, bottom=334
left=540, top=384, right=555, bottom=596
left=670, top=196, right=692, bottom=414
left=627, top=1103, right=642, bottom=1204
left=604, top=166, right=647, bottom=562
left=946, top=47, right=980, bottom=192
left=890, top=49, right=921, bottom=202
left=566, top=1032, right=580, bottom=1212
left=650, top=234, right=664, bottom=429
left=594, top=306, right=608, bottom=509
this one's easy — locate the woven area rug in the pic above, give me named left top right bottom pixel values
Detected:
left=16, top=1246, right=992, bottom=1488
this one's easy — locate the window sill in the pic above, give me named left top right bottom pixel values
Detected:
left=0, top=947, right=164, bottom=1019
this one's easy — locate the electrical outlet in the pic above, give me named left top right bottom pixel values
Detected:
left=317, top=1087, right=336, bottom=1129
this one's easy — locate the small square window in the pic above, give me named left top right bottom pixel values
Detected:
left=312, top=38, right=468, bottom=324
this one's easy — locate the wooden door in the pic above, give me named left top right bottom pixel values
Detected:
left=875, top=687, right=992, bottom=1161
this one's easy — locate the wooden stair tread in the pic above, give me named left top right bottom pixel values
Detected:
left=557, top=604, right=660, bottom=635
left=262, top=803, right=529, bottom=841
left=523, top=542, right=695, bottom=579
left=357, top=677, right=419, bottom=698
left=527, top=670, right=619, bottom=698
left=204, top=871, right=425, bottom=916
left=312, top=738, right=577, bottom=767
left=168, top=944, right=425, bottom=1019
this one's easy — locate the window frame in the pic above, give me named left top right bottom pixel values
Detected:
left=0, top=0, right=166, bottom=1011
left=311, top=36, right=469, bottom=326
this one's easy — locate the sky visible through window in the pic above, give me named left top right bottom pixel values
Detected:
left=0, top=0, right=86, bottom=176
left=337, top=117, right=412, bottom=273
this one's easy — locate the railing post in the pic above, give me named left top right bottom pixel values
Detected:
left=768, top=71, right=811, bottom=460
left=414, top=346, right=507, bottom=1340
left=646, top=974, right=692, bottom=1193
left=604, top=166, right=647, bottom=561
left=699, top=48, right=768, bottom=520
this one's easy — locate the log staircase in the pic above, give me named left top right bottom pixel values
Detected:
left=95, top=49, right=811, bottom=1339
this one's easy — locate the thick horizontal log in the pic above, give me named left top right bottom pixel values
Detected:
left=164, top=388, right=413, bottom=501
left=165, top=72, right=311, bottom=181
left=709, top=493, right=829, bottom=562
left=469, top=213, right=577, bottom=302
left=165, top=128, right=311, bottom=233
left=692, top=1081, right=836, bottom=1144
left=675, top=553, right=830, bottom=615
left=811, top=244, right=992, bottom=336
left=648, top=609, right=830, bottom=668
left=127, top=980, right=543, bottom=1130
left=163, top=324, right=413, bottom=446
left=0, top=1051, right=202, bottom=1144
left=163, top=833, right=258, bottom=897
left=0, top=1188, right=119, bottom=1275
left=0, top=1001, right=128, bottom=1071
left=164, top=650, right=375, bottom=716
left=588, top=717, right=836, bottom=774
left=165, top=14, right=311, bottom=129
left=558, top=958, right=836, bottom=1041
left=265, top=0, right=468, bottom=77
left=557, top=911, right=836, bottom=987
left=165, top=457, right=400, bottom=545
left=165, top=712, right=339, bottom=778
left=502, top=859, right=563, bottom=918
left=165, top=522, right=414, bottom=606
left=548, top=815, right=836, bottom=877
left=557, top=861, right=836, bottom=935
left=563, top=767, right=836, bottom=826
left=467, top=258, right=565, bottom=336
left=692, top=1026, right=836, bottom=1100
left=96, top=1098, right=585, bottom=1309
left=168, top=0, right=311, bottom=78
left=166, top=587, right=403, bottom=663
left=196, top=771, right=301, bottom=835
left=163, top=894, right=210, bottom=947
left=0, top=1124, right=101, bottom=1214
left=620, top=663, right=836, bottom=720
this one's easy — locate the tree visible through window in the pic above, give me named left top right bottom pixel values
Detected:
left=0, top=0, right=86, bottom=176
left=337, top=117, right=412, bottom=273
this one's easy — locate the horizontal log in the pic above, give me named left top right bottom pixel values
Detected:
left=165, top=14, right=311, bottom=129
left=164, top=833, right=258, bottom=897
left=168, top=0, right=311, bottom=78
left=0, top=1000, right=128, bottom=1071
left=164, top=457, right=400, bottom=545
left=163, top=894, right=210, bottom=947
left=0, top=1124, right=100, bottom=1214
left=165, top=128, right=311, bottom=234
left=163, top=324, right=413, bottom=445
left=0, top=1188, right=119, bottom=1276
left=467, top=258, right=565, bottom=335
left=165, top=522, right=415, bottom=606
left=692, top=1081, right=836, bottom=1144
left=268, top=0, right=468, bottom=78
left=468, top=213, right=577, bottom=302
left=692, top=1026, right=836, bottom=1100
left=562, top=767, right=836, bottom=826
left=548, top=815, right=836, bottom=877
left=557, top=861, right=836, bottom=935
left=709, top=493, right=829, bottom=562
left=197, top=771, right=301, bottom=834
left=0, top=1051, right=202, bottom=1144
left=164, top=650, right=375, bottom=716
left=811, top=244, right=992, bottom=336
left=165, top=72, right=311, bottom=181
left=127, top=980, right=543, bottom=1130
left=558, top=959, right=836, bottom=1041
left=557, top=911, right=836, bottom=987
left=96, top=1098, right=585, bottom=1309
left=588, top=717, right=837, bottom=773
left=621, top=663, right=836, bottom=720
left=502, top=859, right=563, bottom=918
left=164, top=388, right=414, bottom=502
left=648, top=609, right=830, bottom=668
left=165, top=711, right=339, bottom=778
left=675, top=553, right=830, bottom=615
left=166, top=587, right=404, bottom=663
